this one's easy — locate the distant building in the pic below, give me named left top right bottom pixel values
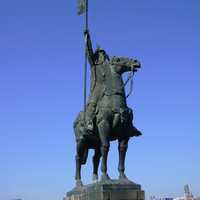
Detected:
left=150, top=196, right=173, bottom=200
left=174, top=185, right=194, bottom=200
left=174, top=197, right=185, bottom=200
left=150, top=184, right=197, bottom=200
left=184, top=185, right=194, bottom=200
left=12, top=199, right=22, bottom=200
left=160, top=198, right=173, bottom=200
left=13, top=199, right=22, bottom=200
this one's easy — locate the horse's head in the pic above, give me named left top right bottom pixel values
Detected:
left=130, top=59, right=141, bottom=71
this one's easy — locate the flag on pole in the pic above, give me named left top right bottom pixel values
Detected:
left=78, top=0, right=86, bottom=15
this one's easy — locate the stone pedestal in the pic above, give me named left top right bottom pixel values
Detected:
left=64, top=179, right=145, bottom=200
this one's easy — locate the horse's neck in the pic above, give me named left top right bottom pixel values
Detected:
left=104, top=66, right=125, bottom=95
left=97, top=65, right=127, bottom=110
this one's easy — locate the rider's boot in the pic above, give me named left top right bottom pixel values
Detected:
left=85, top=102, right=96, bottom=136
left=85, top=119, right=94, bottom=135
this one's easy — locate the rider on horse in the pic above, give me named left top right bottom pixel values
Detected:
left=84, top=30, right=109, bottom=134
left=73, top=30, right=142, bottom=184
left=84, top=30, right=141, bottom=138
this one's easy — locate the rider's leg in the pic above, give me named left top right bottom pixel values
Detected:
left=118, top=138, right=129, bottom=179
left=92, top=148, right=101, bottom=181
left=85, top=103, right=97, bottom=133
left=98, top=119, right=110, bottom=180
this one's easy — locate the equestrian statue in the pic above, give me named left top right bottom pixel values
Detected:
left=73, top=30, right=142, bottom=187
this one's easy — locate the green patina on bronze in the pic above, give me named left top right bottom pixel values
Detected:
left=73, top=29, right=142, bottom=187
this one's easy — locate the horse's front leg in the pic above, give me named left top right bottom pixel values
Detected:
left=98, top=119, right=111, bottom=181
left=92, top=148, right=101, bottom=182
left=118, top=138, right=129, bottom=180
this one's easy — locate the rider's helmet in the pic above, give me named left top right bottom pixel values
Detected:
left=94, top=45, right=110, bottom=64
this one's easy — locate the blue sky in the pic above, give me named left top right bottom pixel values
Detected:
left=0, top=0, right=200, bottom=200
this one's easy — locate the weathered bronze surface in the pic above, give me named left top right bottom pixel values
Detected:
left=73, top=30, right=142, bottom=187
left=65, top=180, right=144, bottom=200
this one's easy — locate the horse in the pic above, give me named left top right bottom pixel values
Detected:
left=73, top=58, right=142, bottom=186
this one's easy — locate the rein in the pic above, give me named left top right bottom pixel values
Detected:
left=125, top=71, right=134, bottom=98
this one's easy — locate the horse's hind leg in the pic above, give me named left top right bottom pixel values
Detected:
left=92, top=148, right=101, bottom=182
left=75, top=155, right=82, bottom=186
left=75, top=140, right=84, bottom=187
left=98, top=119, right=111, bottom=181
left=118, top=138, right=129, bottom=180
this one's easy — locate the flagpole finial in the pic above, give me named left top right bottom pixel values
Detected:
left=77, top=0, right=87, bottom=15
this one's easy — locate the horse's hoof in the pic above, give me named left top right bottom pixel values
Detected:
left=92, top=174, right=98, bottom=182
left=119, top=172, right=128, bottom=181
left=101, top=173, right=111, bottom=182
left=76, top=179, right=83, bottom=187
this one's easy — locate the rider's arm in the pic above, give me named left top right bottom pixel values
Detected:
left=84, top=30, right=95, bottom=67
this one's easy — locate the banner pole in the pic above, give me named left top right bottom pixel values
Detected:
left=83, top=0, right=88, bottom=124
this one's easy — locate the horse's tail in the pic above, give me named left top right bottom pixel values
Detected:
left=73, top=111, right=85, bottom=141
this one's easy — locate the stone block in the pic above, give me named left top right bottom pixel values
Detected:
left=64, top=180, right=145, bottom=200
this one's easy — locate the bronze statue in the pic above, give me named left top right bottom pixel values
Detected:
left=73, top=30, right=142, bottom=187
